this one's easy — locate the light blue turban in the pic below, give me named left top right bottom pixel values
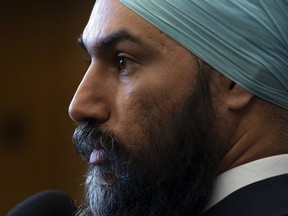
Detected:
left=120, top=0, right=288, bottom=109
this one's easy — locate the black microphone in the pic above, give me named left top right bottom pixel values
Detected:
left=6, top=190, right=78, bottom=216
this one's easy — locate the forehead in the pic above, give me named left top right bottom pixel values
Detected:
left=82, top=0, right=179, bottom=52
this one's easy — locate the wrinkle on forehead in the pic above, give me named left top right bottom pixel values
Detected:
left=83, top=0, right=115, bottom=44
left=83, top=0, right=192, bottom=60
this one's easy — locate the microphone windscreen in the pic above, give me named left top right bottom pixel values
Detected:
left=6, top=190, right=77, bottom=216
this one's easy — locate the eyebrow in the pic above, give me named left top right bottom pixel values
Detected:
left=77, top=30, right=145, bottom=56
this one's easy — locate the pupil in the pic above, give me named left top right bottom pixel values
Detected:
left=119, top=58, right=126, bottom=69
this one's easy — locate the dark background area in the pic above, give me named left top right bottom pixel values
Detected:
left=0, top=0, right=95, bottom=214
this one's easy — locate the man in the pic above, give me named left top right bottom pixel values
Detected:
left=69, top=0, right=288, bottom=215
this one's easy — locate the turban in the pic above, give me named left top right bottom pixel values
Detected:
left=120, top=0, right=288, bottom=109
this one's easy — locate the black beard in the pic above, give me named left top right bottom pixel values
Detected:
left=73, top=70, right=221, bottom=216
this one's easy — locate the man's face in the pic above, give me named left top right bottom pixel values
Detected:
left=69, top=0, right=222, bottom=215
left=70, top=0, right=201, bottom=150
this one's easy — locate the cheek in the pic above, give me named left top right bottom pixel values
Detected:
left=111, top=53, right=197, bottom=150
left=113, top=80, right=189, bottom=151
left=112, top=85, right=146, bottom=149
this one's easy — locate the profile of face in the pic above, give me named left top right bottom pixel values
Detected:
left=69, top=0, right=222, bottom=215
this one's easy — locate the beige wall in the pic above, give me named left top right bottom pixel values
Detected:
left=0, top=0, right=95, bottom=214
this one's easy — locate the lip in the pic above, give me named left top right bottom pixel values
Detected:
left=89, top=149, right=107, bottom=165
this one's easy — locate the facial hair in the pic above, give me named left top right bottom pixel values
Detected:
left=73, top=69, right=222, bottom=216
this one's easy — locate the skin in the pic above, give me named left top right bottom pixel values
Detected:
left=69, top=0, right=201, bottom=158
left=69, top=1, right=288, bottom=215
left=69, top=0, right=288, bottom=179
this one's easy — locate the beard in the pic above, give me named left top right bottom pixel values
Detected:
left=73, top=69, right=222, bottom=216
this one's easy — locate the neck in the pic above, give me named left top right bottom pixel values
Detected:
left=219, top=101, right=288, bottom=173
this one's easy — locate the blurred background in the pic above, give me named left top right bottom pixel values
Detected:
left=0, top=0, right=95, bottom=214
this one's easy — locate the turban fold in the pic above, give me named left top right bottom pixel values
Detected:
left=120, top=0, right=288, bottom=109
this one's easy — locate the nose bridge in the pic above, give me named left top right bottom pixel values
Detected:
left=69, top=64, right=111, bottom=123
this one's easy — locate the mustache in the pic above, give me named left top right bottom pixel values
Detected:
left=73, top=122, right=119, bottom=161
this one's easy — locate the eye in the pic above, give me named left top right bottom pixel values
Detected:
left=117, top=56, right=128, bottom=71
left=116, top=55, right=138, bottom=76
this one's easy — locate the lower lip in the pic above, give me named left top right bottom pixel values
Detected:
left=89, top=149, right=107, bottom=165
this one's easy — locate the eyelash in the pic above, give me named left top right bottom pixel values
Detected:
left=86, top=59, right=92, bottom=65
left=84, top=55, right=92, bottom=65
left=84, top=54, right=137, bottom=75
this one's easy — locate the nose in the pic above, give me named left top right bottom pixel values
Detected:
left=69, top=64, right=111, bottom=123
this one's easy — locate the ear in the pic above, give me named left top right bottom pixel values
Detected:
left=225, top=81, right=254, bottom=111
left=212, top=72, right=254, bottom=111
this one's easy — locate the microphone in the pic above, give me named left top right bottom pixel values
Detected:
left=6, top=190, right=77, bottom=216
